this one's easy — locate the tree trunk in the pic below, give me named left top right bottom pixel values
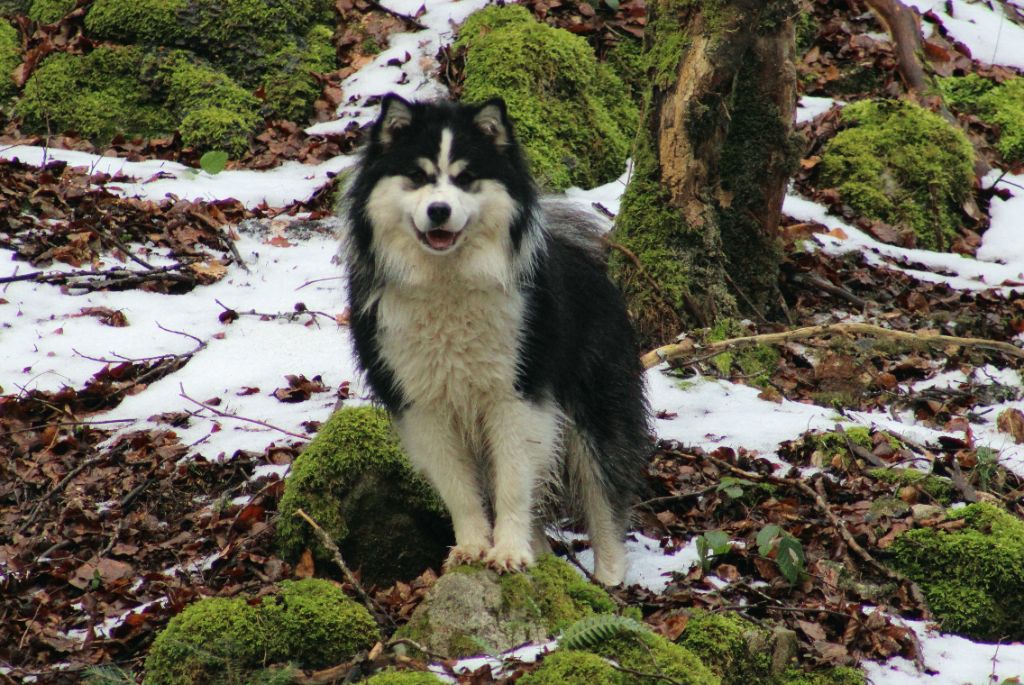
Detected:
left=610, top=0, right=798, bottom=346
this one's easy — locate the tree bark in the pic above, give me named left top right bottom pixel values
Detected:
left=610, top=0, right=799, bottom=346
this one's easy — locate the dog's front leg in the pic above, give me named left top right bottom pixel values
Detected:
left=396, top=405, right=492, bottom=569
left=483, top=400, right=560, bottom=573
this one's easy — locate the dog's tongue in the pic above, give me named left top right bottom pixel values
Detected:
left=425, top=229, right=457, bottom=250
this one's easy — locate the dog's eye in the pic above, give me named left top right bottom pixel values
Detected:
left=453, top=171, right=476, bottom=189
left=407, top=169, right=431, bottom=186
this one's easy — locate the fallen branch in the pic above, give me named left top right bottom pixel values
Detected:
left=0, top=261, right=197, bottom=291
left=178, top=384, right=310, bottom=440
left=18, top=454, right=109, bottom=536
left=294, top=508, right=395, bottom=628
left=641, top=322, right=1024, bottom=369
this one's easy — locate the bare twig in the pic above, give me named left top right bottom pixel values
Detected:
left=642, top=322, right=1024, bottom=369
left=294, top=508, right=395, bottom=628
left=178, top=384, right=311, bottom=440
left=17, top=454, right=108, bottom=535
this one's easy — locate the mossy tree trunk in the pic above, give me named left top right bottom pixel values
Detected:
left=610, top=0, right=799, bottom=346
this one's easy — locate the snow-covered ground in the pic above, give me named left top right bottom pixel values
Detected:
left=3, top=0, right=1024, bottom=682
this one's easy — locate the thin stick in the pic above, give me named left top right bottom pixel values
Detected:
left=294, top=508, right=395, bottom=628
left=178, top=384, right=310, bottom=440
left=641, top=322, right=1024, bottom=369
left=17, top=454, right=107, bottom=535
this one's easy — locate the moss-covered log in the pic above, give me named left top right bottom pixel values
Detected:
left=611, top=0, right=799, bottom=345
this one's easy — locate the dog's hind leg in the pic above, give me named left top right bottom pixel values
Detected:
left=483, top=399, right=561, bottom=573
left=396, top=405, right=492, bottom=568
left=567, top=433, right=627, bottom=586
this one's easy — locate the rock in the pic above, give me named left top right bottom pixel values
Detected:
left=890, top=501, right=1024, bottom=640
left=143, top=578, right=378, bottom=685
left=397, top=556, right=615, bottom=658
left=276, top=406, right=453, bottom=586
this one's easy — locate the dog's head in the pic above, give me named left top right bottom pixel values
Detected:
left=350, top=95, right=536, bottom=271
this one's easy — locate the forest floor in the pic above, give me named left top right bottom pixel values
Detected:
left=2, top=0, right=1024, bottom=683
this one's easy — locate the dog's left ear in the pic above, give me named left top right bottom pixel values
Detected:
left=473, top=99, right=511, bottom=148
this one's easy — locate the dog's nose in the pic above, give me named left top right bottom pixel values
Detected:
left=427, top=202, right=451, bottom=226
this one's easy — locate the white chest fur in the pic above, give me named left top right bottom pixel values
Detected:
left=376, top=280, right=525, bottom=422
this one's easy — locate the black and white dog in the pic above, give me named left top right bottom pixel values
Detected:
left=339, top=94, right=650, bottom=585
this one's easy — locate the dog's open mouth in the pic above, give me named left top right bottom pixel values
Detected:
left=420, top=229, right=459, bottom=252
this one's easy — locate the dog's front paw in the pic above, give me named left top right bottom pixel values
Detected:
left=443, top=543, right=489, bottom=571
left=484, top=544, right=533, bottom=574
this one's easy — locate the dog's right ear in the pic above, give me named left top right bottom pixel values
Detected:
left=373, top=94, right=413, bottom=147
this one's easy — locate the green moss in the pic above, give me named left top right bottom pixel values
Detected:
left=500, top=555, right=617, bottom=633
left=0, top=20, right=18, bottom=105
left=15, top=46, right=174, bottom=142
left=889, top=502, right=1024, bottom=640
left=260, top=579, right=379, bottom=669
left=144, top=580, right=378, bottom=685
left=610, top=130, right=736, bottom=343
left=806, top=427, right=902, bottom=471
left=819, top=99, right=975, bottom=251
left=677, top=611, right=771, bottom=685
left=83, top=0, right=334, bottom=122
left=868, top=467, right=954, bottom=505
left=261, top=23, right=336, bottom=121
left=14, top=46, right=260, bottom=151
left=276, top=406, right=451, bottom=585
left=645, top=0, right=695, bottom=89
left=455, top=5, right=637, bottom=190
left=518, top=650, right=620, bottom=685
left=27, top=0, right=76, bottom=22
left=362, top=672, right=446, bottom=685
left=706, top=321, right=780, bottom=388
left=795, top=11, right=817, bottom=56
left=587, top=630, right=719, bottom=685
left=777, top=666, right=865, bottom=685
left=603, top=36, right=645, bottom=108
left=942, top=75, right=1024, bottom=166
left=142, top=597, right=266, bottom=685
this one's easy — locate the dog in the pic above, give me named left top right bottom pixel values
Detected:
left=339, top=94, right=650, bottom=585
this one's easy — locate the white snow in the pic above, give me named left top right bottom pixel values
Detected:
left=0, top=144, right=355, bottom=208
left=797, top=96, right=842, bottom=124
left=904, top=0, right=1024, bottom=70
left=864, top=619, right=1024, bottom=684
left=305, top=0, right=494, bottom=136
left=784, top=192, right=1024, bottom=292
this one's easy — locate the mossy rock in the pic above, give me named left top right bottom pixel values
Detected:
left=819, top=99, right=974, bottom=251
left=397, top=555, right=616, bottom=658
left=889, top=502, right=1024, bottom=640
left=454, top=4, right=637, bottom=191
left=361, top=672, right=446, bottom=685
left=586, top=630, right=719, bottom=685
left=677, top=611, right=774, bottom=684
left=0, top=19, right=19, bottom=106
left=14, top=46, right=260, bottom=152
left=144, top=579, right=378, bottom=685
left=941, top=74, right=1024, bottom=166
left=276, top=406, right=452, bottom=586
left=26, top=0, right=75, bottom=22
left=15, top=46, right=174, bottom=142
left=84, top=0, right=334, bottom=86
